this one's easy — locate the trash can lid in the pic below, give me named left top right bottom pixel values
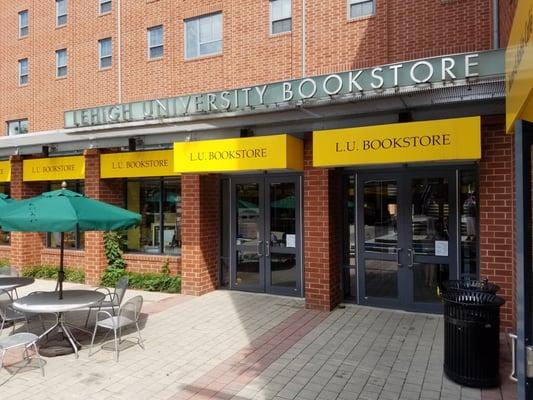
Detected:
left=443, top=280, right=500, bottom=293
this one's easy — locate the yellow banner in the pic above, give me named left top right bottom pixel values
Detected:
left=506, top=0, right=533, bottom=133
left=100, top=150, right=178, bottom=178
left=173, top=134, right=303, bottom=173
left=0, top=161, right=11, bottom=182
left=313, top=117, right=481, bottom=167
left=23, top=156, right=85, bottom=182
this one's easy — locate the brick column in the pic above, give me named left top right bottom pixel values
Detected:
left=303, top=133, right=342, bottom=311
left=9, top=155, right=46, bottom=270
left=82, top=149, right=128, bottom=284
left=479, top=117, right=515, bottom=331
left=181, top=174, right=220, bottom=296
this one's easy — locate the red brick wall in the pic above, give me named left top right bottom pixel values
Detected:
left=0, top=0, right=495, bottom=133
left=181, top=174, right=220, bottom=296
left=479, top=116, right=515, bottom=331
left=303, top=134, right=342, bottom=311
left=499, top=0, right=519, bottom=47
left=41, top=249, right=85, bottom=270
left=124, top=253, right=181, bottom=275
left=0, top=246, right=10, bottom=263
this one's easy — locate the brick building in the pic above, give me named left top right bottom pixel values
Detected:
left=0, top=0, right=517, bottom=329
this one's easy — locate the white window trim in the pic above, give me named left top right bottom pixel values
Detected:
left=269, top=0, right=292, bottom=35
left=7, top=119, right=28, bottom=136
left=19, top=10, right=28, bottom=38
left=56, top=49, right=68, bottom=77
left=347, top=0, right=375, bottom=20
left=56, top=0, right=68, bottom=26
left=98, top=38, right=112, bottom=69
left=184, top=13, right=223, bottom=60
left=147, top=25, right=164, bottom=60
left=99, top=0, right=112, bottom=15
left=18, top=59, right=28, bottom=86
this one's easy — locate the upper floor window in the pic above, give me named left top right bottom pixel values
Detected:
left=270, top=0, right=291, bottom=34
left=7, top=119, right=28, bottom=136
left=56, top=49, right=68, bottom=77
left=99, top=37, right=112, bottom=68
left=18, top=58, right=28, bottom=85
left=148, top=25, right=164, bottom=59
left=348, top=0, right=374, bottom=19
left=56, top=0, right=67, bottom=26
left=99, top=0, right=112, bottom=14
left=185, top=13, right=222, bottom=59
left=19, top=10, right=28, bottom=37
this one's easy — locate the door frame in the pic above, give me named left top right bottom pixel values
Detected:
left=226, top=173, right=304, bottom=297
left=354, top=167, right=461, bottom=313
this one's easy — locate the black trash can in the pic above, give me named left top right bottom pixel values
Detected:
left=442, top=279, right=500, bottom=295
left=442, top=291, right=505, bottom=388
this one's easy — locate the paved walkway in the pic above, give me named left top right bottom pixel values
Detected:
left=0, top=280, right=517, bottom=400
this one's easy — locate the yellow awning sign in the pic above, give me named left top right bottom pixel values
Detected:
left=100, top=150, right=178, bottom=178
left=173, top=134, right=303, bottom=173
left=23, top=156, right=85, bottom=182
left=506, top=0, right=533, bottom=133
left=0, top=161, right=11, bottom=182
left=313, top=117, right=481, bottom=167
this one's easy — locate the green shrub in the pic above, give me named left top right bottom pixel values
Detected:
left=0, top=259, right=9, bottom=268
left=22, top=265, right=85, bottom=283
left=100, top=269, right=181, bottom=293
left=103, top=231, right=127, bottom=270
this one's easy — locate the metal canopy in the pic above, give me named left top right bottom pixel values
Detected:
left=0, top=77, right=505, bottom=158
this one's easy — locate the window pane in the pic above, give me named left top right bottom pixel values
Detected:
left=100, top=38, right=111, bottom=56
left=460, top=171, right=478, bottom=279
left=150, top=46, right=164, bottom=59
left=199, top=16, right=213, bottom=42
left=126, top=181, right=161, bottom=253
left=19, top=59, right=28, bottom=75
left=101, top=56, right=112, bottom=68
left=272, top=18, right=291, bottom=34
left=271, top=0, right=291, bottom=21
left=350, top=0, right=374, bottom=18
left=57, top=49, right=67, bottom=66
left=57, top=0, right=67, bottom=15
left=149, top=26, right=163, bottom=47
left=162, top=179, right=181, bottom=255
left=19, top=119, right=28, bottom=134
left=185, top=20, right=198, bottom=58
left=100, top=0, right=112, bottom=13
left=199, top=40, right=221, bottom=56
left=48, top=182, right=84, bottom=250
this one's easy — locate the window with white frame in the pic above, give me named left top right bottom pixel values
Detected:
left=270, top=0, right=291, bottom=34
left=19, top=10, right=28, bottom=37
left=18, top=58, right=28, bottom=85
left=348, top=0, right=374, bottom=19
left=185, top=13, right=222, bottom=59
left=148, top=25, right=164, bottom=59
left=99, top=37, right=112, bottom=68
left=7, top=119, right=28, bottom=136
left=56, top=0, right=67, bottom=26
left=99, top=0, right=112, bottom=14
left=56, top=49, right=68, bottom=77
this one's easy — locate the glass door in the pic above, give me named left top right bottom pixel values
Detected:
left=406, top=172, right=457, bottom=312
left=356, top=171, right=458, bottom=312
left=229, top=175, right=302, bottom=296
left=232, top=178, right=265, bottom=292
left=265, top=177, right=301, bottom=296
left=357, top=175, right=405, bottom=309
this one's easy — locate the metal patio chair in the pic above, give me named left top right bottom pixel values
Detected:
left=89, top=295, right=144, bottom=361
left=84, top=275, right=129, bottom=327
left=0, top=289, right=28, bottom=336
left=0, top=332, right=44, bottom=376
left=0, top=267, right=21, bottom=298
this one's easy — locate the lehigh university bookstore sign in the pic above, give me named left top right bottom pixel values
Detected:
left=64, top=50, right=503, bottom=129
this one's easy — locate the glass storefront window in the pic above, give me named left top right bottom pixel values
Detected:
left=125, top=178, right=181, bottom=255
left=0, top=183, right=10, bottom=245
left=460, top=171, right=478, bottom=279
left=47, top=181, right=84, bottom=250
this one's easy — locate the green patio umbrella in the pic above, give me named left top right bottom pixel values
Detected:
left=0, top=193, right=15, bottom=207
left=0, top=183, right=141, bottom=299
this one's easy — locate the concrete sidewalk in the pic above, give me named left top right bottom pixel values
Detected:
left=0, top=280, right=516, bottom=400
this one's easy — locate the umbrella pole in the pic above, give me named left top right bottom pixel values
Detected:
left=59, top=232, right=65, bottom=300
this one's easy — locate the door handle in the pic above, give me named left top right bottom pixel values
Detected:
left=257, top=240, right=263, bottom=257
left=395, top=247, right=402, bottom=268
left=265, top=241, right=270, bottom=257
left=407, top=248, right=414, bottom=269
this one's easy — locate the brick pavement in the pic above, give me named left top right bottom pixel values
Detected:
left=0, top=281, right=517, bottom=400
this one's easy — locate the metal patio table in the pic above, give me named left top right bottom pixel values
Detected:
left=12, top=290, right=105, bottom=358
left=0, top=276, right=34, bottom=292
